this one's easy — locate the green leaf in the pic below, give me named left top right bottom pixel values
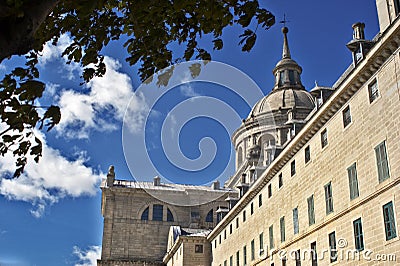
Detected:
left=212, top=39, right=223, bottom=50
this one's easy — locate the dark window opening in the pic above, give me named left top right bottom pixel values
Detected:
left=342, top=106, right=352, bottom=127
left=195, top=244, right=204, bottom=253
left=141, top=207, right=149, bottom=220
left=167, top=208, right=174, bottom=222
left=206, top=209, right=213, bottom=222
left=153, top=204, right=163, bottom=221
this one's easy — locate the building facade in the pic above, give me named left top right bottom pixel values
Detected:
left=99, top=1, right=400, bottom=265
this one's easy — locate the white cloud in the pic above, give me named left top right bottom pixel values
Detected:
left=0, top=127, right=104, bottom=217
left=39, top=34, right=81, bottom=80
left=73, top=245, right=101, bottom=266
left=180, top=83, right=199, bottom=97
left=56, top=56, right=148, bottom=138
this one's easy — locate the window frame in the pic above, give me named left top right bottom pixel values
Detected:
left=307, top=195, right=315, bottom=225
left=251, top=239, right=255, bottom=261
left=321, top=129, right=328, bottom=148
left=324, top=182, right=334, bottom=215
left=342, top=105, right=352, bottom=128
left=353, top=218, right=364, bottom=251
left=347, top=163, right=360, bottom=200
left=375, top=141, right=390, bottom=183
left=278, top=173, right=283, bottom=188
left=280, top=216, right=285, bottom=243
left=269, top=225, right=274, bottom=249
left=328, top=231, right=337, bottom=263
left=383, top=201, right=397, bottom=240
left=293, top=207, right=299, bottom=235
left=195, top=244, right=204, bottom=253
left=368, top=78, right=379, bottom=103
left=305, top=145, right=311, bottom=164
left=291, top=160, right=296, bottom=176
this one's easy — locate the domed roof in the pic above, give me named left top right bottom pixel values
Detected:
left=250, top=88, right=315, bottom=117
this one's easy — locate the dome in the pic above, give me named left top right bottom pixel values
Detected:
left=249, top=88, right=315, bottom=117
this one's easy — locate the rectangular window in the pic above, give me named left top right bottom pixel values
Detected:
left=291, top=160, right=296, bottom=176
left=195, top=244, right=204, bottom=253
left=328, top=232, right=337, bottom=262
left=251, top=202, right=254, bottom=215
left=295, top=249, right=301, bottom=266
left=236, top=250, right=240, bottom=266
left=269, top=225, right=274, bottom=249
left=236, top=217, right=239, bottom=228
left=259, top=194, right=262, bottom=207
left=347, top=163, right=360, bottom=200
left=383, top=201, right=397, bottom=240
left=214, top=239, right=217, bottom=248
left=230, top=255, right=233, bottom=266
left=268, top=184, right=272, bottom=198
left=152, top=204, right=163, bottom=221
left=243, top=246, right=247, bottom=265
left=321, top=129, right=328, bottom=148
left=251, top=239, right=255, bottom=261
left=259, top=232, right=264, bottom=253
left=311, top=241, right=317, bottom=266
left=307, top=195, right=315, bottom=225
left=305, top=145, right=310, bottom=163
left=280, top=216, right=285, bottom=242
left=368, top=78, right=379, bottom=103
left=342, top=106, right=352, bottom=127
left=278, top=173, right=283, bottom=188
left=219, top=234, right=221, bottom=244
left=282, top=257, right=287, bottom=266
left=353, top=218, right=364, bottom=251
left=230, top=224, right=233, bottom=234
left=375, top=141, right=390, bottom=183
left=324, top=182, right=334, bottom=214
left=243, top=210, right=246, bottom=222
left=293, top=207, right=299, bottom=235
left=224, top=229, right=226, bottom=239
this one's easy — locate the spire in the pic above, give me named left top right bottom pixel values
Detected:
left=272, top=26, right=305, bottom=91
left=282, top=27, right=291, bottom=59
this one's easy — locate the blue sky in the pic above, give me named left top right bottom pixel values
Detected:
left=0, top=1, right=379, bottom=265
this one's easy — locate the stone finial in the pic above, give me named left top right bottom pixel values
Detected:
left=282, top=27, right=291, bottom=59
left=106, top=165, right=115, bottom=187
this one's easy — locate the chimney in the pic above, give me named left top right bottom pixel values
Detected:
left=352, top=22, right=365, bottom=40
left=346, top=22, right=374, bottom=66
left=212, top=180, right=220, bottom=190
left=153, top=176, right=161, bottom=186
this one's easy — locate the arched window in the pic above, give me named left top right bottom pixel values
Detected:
left=153, top=204, right=163, bottom=221
left=141, top=207, right=149, bottom=220
left=206, top=209, right=213, bottom=222
left=167, top=208, right=174, bottom=222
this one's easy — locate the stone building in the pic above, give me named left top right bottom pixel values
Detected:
left=98, top=0, right=400, bottom=265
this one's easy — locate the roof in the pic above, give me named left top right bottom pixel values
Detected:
left=101, top=179, right=234, bottom=194
left=249, top=88, right=315, bottom=118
